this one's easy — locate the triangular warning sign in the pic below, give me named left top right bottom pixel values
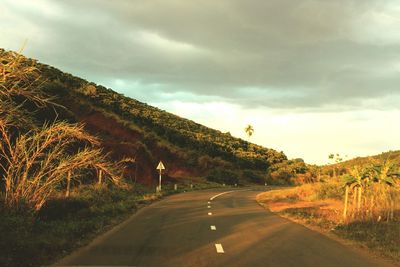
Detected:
left=156, top=161, right=165, bottom=170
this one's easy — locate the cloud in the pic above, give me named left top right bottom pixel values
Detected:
left=2, top=0, right=400, bottom=162
left=2, top=0, right=400, bottom=110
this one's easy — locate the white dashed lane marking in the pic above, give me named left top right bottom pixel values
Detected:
left=207, top=191, right=252, bottom=256
left=209, top=189, right=250, bottom=201
left=215, top=244, right=224, bottom=253
left=210, top=191, right=236, bottom=201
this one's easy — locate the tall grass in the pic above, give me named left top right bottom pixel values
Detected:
left=343, top=182, right=399, bottom=223
left=0, top=48, right=54, bottom=106
left=0, top=120, right=125, bottom=211
left=257, top=180, right=400, bottom=262
left=0, top=49, right=125, bottom=212
left=260, top=176, right=400, bottom=224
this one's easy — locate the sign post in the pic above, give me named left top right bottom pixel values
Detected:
left=156, top=161, right=166, bottom=192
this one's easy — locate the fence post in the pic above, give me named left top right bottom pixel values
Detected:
left=343, top=185, right=349, bottom=221
left=65, top=171, right=71, bottom=197
left=98, top=169, right=103, bottom=185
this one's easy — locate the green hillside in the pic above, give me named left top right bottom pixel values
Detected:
left=339, top=150, right=400, bottom=167
left=321, top=150, right=400, bottom=179
left=1, top=48, right=294, bottom=186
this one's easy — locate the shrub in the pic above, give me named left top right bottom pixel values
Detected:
left=82, top=84, right=97, bottom=96
left=243, top=170, right=264, bottom=184
left=206, top=169, right=239, bottom=185
left=38, top=197, right=90, bottom=220
left=315, top=181, right=343, bottom=200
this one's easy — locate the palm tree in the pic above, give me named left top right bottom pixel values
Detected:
left=328, top=153, right=343, bottom=178
left=368, top=158, right=399, bottom=186
left=365, top=158, right=400, bottom=221
left=342, top=158, right=400, bottom=222
left=342, top=166, right=367, bottom=220
left=244, top=124, right=254, bottom=140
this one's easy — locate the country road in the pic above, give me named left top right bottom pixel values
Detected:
left=55, top=189, right=396, bottom=267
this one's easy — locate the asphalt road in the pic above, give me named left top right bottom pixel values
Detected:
left=55, top=189, right=396, bottom=267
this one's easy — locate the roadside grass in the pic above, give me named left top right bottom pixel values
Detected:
left=257, top=183, right=400, bottom=263
left=0, top=180, right=223, bottom=267
left=335, top=221, right=400, bottom=261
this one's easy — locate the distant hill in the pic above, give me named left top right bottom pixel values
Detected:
left=321, top=151, right=400, bottom=178
left=1, top=49, right=292, bottom=186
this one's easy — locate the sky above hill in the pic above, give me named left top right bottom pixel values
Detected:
left=1, top=0, right=400, bottom=164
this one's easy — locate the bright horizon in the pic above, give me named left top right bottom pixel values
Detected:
left=1, top=0, right=400, bottom=164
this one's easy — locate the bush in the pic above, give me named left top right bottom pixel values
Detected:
left=38, top=198, right=90, bottom=221
left=315, top=182, right=343, bottom=200
left=243, top=170, right=264, bottom=184
left=206, top=169, right=239, bottom=185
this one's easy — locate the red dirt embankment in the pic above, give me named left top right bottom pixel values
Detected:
left=74, top=110, right=200, bottom=185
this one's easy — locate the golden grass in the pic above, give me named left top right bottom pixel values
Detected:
left=0, top=48, right=127, bottom=212
left=258, top=182, right=400, bottom=224
left=0, top=49, right=54, bottom=108
left=258, top=184, right=400, bottom=262
left=0, top=119, right=126, bottom=211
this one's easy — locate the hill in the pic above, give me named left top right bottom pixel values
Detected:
left=321, top=151, right=400, bottom=179
left=1, top=48, right=294, bottom=186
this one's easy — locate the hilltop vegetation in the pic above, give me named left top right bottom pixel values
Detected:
left=321, top=151, right=400, bottom=179
left=0, top=48, right=296, bottom=186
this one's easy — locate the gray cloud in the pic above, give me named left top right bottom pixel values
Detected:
left=2, top=0, right=400, bottom=110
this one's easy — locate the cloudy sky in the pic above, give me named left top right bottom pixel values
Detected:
left=1, top=0, right=400, bottom=164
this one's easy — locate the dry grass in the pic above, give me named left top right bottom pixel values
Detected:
left=0, top=48, right=127, bottom=212
left=0, top=48, right=54, bottom=108
left=344, top=183, right=400, bottom=223
left=259, top=181, right=400, bottom=223
left=0, top=119, right=126, bottom=211
left=257, top=183, right=400, bottom=262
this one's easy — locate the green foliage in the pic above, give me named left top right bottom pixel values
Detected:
left=268, top=158, right=308, bottom=184
left=340, top=159, right=400, bottom=188
left=243, top=170, right=264, bottom=184
left=31, top=52, right=288, bottom=172
left=206, top=169, right=239, bottom=185
left=322, top=150, right=400, bottom=178
left=315, top=182, right=343, bottom=200
left=0, top=184, right=144, bottom=267
left=0, top=48, right=290, bottom=187
left=38, top=197, right=90, bottom=221
left=244, top=124, right=254, bottom=139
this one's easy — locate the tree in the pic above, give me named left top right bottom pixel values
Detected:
left=365, top=158, right=400, bottom=221
left=342, top=166, right=366, bottom=220
left=244, top=124, right=254, bottom=140
left=82, top=84, right=97, bottom=96
left=341, top=157, right=400, bottom=222
left=328, top=153, right=343, bottom=178
left=206, top=169, right=239, bottom=185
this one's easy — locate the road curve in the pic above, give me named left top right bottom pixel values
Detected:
left=55, top=189, right=396, bottom=267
